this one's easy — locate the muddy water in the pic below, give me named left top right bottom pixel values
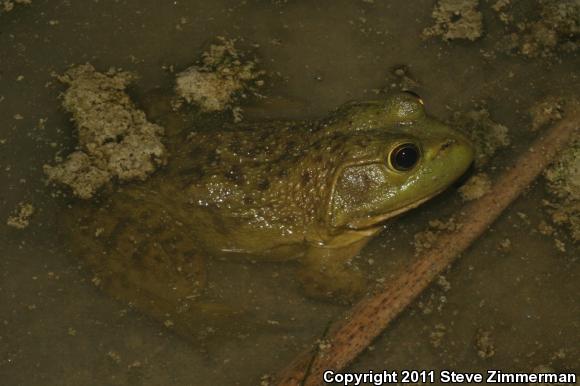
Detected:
left=1, top=1, right=578, bottom=385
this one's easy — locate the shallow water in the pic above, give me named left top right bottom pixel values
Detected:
left=1, top=1, right=578, bottom=385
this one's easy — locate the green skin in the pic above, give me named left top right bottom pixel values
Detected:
left=68, top=93, right=473, bottom=335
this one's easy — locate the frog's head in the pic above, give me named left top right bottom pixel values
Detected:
left=326, top=93, right=474, bottom=230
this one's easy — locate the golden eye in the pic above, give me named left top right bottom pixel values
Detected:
left=403, top=90, right=424, bottom=105
left=389, top=143, right=420, bottom=171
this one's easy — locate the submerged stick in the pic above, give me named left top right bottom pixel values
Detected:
left=275, top=108, right=579, bottom=386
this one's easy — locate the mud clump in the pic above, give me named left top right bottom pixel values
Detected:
left=175, top=37, right=265, bottom=120
left=6, top=202, right=34, bottom=229
left=413, top=218, right=458, bottom=256
left=458, top=172, right=491, bottom=201
left=543, top=136, right=580, bottom=243
left=491, top=0, right=511, bottom=24
left=474, top=329, right=495, bottom=359
left=44, top=64, right=167, bottom=199
left=0, top=0, right=31, bottom=13
left=529, top=96, right=565, bottom=132
left=422, top=0, right=483, bottom=41
left=532, top=97, right=580, bottom=244
left=496, top=0, right=580, bottom=58
left=429, top=324, right=447, bottom=348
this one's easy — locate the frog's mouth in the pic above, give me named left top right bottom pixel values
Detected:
left=345, top=188, right=445, bottom=230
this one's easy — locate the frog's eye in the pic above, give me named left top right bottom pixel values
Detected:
left=389, top=143, right=420, bottom=171
left=403, top=90, right=424, bottom=105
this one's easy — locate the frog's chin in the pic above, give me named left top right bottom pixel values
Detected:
left=346, top=190, right=444, bottom=230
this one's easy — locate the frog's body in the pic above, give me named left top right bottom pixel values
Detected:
left=68, top=93, right=473, bottom=336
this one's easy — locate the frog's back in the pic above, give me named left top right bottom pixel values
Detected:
left=172, top=120, right=317, bottom=188
left=168, top=120, right=335, bottom=258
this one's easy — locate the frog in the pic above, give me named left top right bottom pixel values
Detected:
left=66, top=92, right=474, bottom=338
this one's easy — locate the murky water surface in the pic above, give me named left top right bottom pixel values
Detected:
left=1, top=1, right=578, bottom=385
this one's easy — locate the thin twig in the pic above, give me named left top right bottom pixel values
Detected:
left=274, top=107, right=579, bottom=386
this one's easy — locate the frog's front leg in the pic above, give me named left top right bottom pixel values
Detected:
left=298, top=229, right=379, bottom=303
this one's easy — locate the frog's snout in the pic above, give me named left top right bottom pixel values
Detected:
left=448, top=134, right=475, bottom=172
left=425, top=133, right=475, bottom=181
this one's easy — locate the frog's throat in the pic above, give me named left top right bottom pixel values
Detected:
left=345, top=189, right=444, bottom=230
left=314, top=192, right=440, bottom=250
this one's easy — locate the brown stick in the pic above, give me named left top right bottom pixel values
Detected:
left=275, top=108, right=579, bottom=386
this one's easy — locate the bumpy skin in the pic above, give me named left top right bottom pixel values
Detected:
left=68, top=93, right=473, bottom=336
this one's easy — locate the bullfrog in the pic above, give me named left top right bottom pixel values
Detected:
left=67, top=92, right=473, bottom=336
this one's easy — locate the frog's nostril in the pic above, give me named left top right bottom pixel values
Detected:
left=430, top=139, right=457, bottom=160
left=440, top=139, right=455, bottom=151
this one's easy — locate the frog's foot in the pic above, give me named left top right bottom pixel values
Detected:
left=298, top=261, right=365, bottom=304
left=85, top=231, right=251, bottom=342
left=65, top=197, right=241, bottom=342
